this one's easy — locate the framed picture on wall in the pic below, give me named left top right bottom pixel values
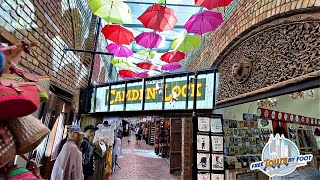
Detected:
left=211, top=136, right=223, bottom=151
left=212, top=154, right=224, bottom=170
left=211, top=173, right=224, bottom=180
left=198, top=173, right=210, bottom=180
left=198, top=117, right=210, bottom=132
left=210, top=118, right=222, bottom=133
left=197, top=135, right=210, bottom=151
left=197, top=153, right=210, bottom=170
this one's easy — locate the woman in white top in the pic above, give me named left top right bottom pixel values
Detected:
left=135, top=125, right=140, bottom=143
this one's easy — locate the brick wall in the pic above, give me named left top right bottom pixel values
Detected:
left=0, top=0, right=97, bottom=94
left=187, top=0, right=320, bottom=71
left=181, top=117, right=193, bottom=179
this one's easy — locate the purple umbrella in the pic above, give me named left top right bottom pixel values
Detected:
left=135, top=32, right=163, bottom=48
left=106, top=43, right=133, bottom=57
left=161, top=62, right=182, bottom=71
left=184, top=10, right=224, bottom=35
left=138, top=72, right=149, bottom=78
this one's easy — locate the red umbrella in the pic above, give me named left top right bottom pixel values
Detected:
left=136, top=62, right=158, bottom=70
left=137, top=4, right=178, bottom=32
left=195, top=0, right=233, bottom=9
left=161, top=51, right=186, bottom=63
left=101, top=25, right=134, bottom=45
left=118, top=70, right=138, bottom=78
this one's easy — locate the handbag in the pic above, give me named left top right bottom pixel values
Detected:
left=0, top=79, right=40, bottom=120
left=0, top=122, right=16, bottom=168
left=8, top=115, right=50, bottom=154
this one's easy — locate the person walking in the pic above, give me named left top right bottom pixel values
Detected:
left=80, top=125, right=98, bottom=180
left=135, top=125, right=140, bottom=143
left=137, top=124, right=143, bottom=145
left=51, top=125, right=84, bottom=180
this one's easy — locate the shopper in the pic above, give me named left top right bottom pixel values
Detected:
left=51, top=125, right=84, bottom=180
left=80, top=125, right=98, bottom=180
left=135, top=125, right=140, bottom=143
left=137, top=124, right=143, bottom=145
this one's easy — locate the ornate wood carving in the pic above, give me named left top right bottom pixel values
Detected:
left=217, top=13, right=320, bottom=103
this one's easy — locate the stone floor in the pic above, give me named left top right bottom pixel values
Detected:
left=110, top=133, right=180, bottom=180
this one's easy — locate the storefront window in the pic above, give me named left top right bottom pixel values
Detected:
left=95, top=86, right=109, bottom=112
left=164, top=76, right=188, bottom=110
left=214, top=87, right=320, bottom=178
left=109, top=84, right=125, bottom=111
left=144, top=79, right=164, bottom=110
left=126, top=81, right=143, bottom=111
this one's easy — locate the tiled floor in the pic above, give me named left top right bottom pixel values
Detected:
left=110, top=133, right=180, bottom=180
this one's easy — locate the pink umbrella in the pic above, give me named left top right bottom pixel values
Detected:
left=106, top=43, right=133, bottom=57
left=161, top=62, right=182, bottom=71
left=135, top=32, right=163, bottom=48
left=138, top=72, right=149, bottom=78
left=184, top=10, right=223, bottom=35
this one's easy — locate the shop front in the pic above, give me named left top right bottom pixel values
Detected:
left=210, top=11, right=320, bottom=180
left=81, top=69, right=218, bottom=175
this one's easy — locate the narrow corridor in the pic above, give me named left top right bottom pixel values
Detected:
left=110, top=134, right=180, bottom=180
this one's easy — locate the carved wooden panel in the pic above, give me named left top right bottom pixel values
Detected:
left=217, top=13, right=320, bottom=103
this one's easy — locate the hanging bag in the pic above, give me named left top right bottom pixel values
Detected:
left=0, top=122, right=16, bottom=168
left=0, top=79, right=40, bottom=120
left=8, top=115, right=50, bottom=154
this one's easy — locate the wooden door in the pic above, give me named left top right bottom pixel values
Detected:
left=170, top=118, right=182, bottom=174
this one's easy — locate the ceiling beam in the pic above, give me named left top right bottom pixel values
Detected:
left=132, top=48, right=169, bottom=53
left=123, top=24, right=185, bottom=29
left=123, top=1, right=201, bottom=8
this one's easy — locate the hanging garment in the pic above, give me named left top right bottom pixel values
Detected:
left=105, top=147, right=113, bottom=175
left=93, top=141, right=107, bottom=180
left=80, top=137, right=95, bottom=180
left=113, top=138, right=122, bottom=156
left=93, top=124, right=115, bottom=147
left=51, top=140, right=83, bottom=180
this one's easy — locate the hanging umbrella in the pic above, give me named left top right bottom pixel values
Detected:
left=184, top=10, right=223, bottom=35
left=137, top=4, right=178, bottom=32
left=106, top=43, right=133, bottom=57
left=161, top=51, right=186, bottom=63
left=161, top=62, right=182, bottom=71
left=195, top=0, right=233, bottom=10
left=110, top=58, right=131, bottom=67
left=101, top=25, right=134, bottom=45
left=118, top=69, right=138, bottom=78
left=136, top=50, right=157, bottom=59
left=135, top=32, right=163, bottom=48
left=138, top=72, right=149, bottom=78
left=171, top=34, right=201, bottom=52
left=136, top=62, right=158, bottom=70
left=89, top=0, right=131, bottom=24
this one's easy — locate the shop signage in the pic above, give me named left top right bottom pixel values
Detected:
left=93, top=71, right=216, bottom=112
left=250, top=133, right=313, bottom=177
left=107, top=78, right=206, bottom=105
